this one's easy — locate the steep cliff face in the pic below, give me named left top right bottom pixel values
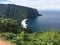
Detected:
left=0, top=4, right=41, bottom=25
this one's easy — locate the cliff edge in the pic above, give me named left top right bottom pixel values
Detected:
left=0, top=4, right=41, bottom=26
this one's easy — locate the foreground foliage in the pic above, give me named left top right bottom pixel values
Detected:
left=0, top=31, right=60, bottom=45
left=0, top=18, right=19, bottom=33
left=0, top=18, right=60, bottom=45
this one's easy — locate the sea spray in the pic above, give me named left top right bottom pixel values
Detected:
left=21, top=19, right=28, bottom=28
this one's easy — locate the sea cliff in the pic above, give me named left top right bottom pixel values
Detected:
left=0, top=4, right=41, bottom=26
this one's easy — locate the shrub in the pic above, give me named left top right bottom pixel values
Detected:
left=0, top=32, right=17, bottom=40
left=0, top=30, right=60, bottom=45
left=15, top=31, right=60, bottom=45
left=0, top=18, right=19, bottom=34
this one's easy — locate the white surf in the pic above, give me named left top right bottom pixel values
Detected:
left=21, top=19, right=28, bottom=28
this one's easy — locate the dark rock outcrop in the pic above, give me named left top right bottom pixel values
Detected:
left=0, top=4, right=41, bottom=26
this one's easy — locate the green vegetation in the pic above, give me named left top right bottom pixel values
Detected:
left=0, top=18, right=60, bottom=45
left=1, top=31, right=60, bottom=45
left=0, top=18, right=19, bottom=34
left=0, top=18, right=32, bottom=33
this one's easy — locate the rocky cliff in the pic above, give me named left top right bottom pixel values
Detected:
left=0, top=4, right=41, bottom=26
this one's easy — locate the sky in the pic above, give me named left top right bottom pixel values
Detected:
left=0, top=0, right=60, bottom=10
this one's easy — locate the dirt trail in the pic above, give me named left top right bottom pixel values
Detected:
left=0, top=38, right=15, bottom=45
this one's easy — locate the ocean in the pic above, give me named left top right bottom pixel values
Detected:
left=26, top=10, right=60, bottom=32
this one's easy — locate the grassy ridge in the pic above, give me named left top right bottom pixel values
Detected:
left=0, top=18, right=60, bottom=45
left=0, top=31, right=60, bottom=45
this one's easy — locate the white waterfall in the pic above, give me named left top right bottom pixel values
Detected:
left=21, top=19, right=28, bottom=28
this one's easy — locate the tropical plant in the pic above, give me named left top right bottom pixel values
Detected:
left=0, top=18, right=19, bottom=34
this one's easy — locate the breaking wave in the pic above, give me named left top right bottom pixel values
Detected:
left=21, top=19, right=28, bottom=28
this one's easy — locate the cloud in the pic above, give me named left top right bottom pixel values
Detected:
left=0, top=0, right=60, bottom=10
left=0, top=0, right=11, bottom=3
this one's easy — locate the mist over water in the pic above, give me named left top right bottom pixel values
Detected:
left=26, top=10, right=60, bottom=32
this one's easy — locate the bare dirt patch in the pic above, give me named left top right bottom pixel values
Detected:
left=0, top=37, right=15, bottom=45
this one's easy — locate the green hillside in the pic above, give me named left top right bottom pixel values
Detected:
left=0, top=4, right=41, bottom=27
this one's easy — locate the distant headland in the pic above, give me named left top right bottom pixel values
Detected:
left=0, top=4, right=41, bottom=28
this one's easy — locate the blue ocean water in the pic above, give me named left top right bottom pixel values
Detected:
left=27, top=10, right=60, bottom=32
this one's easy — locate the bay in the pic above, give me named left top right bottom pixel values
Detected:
left=27, top=10, right=60, bottom=32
